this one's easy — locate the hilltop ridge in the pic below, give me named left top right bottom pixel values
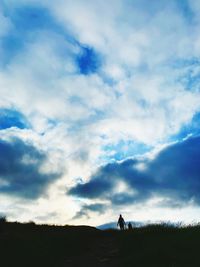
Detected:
left=1, top=220, right=200, bottom=266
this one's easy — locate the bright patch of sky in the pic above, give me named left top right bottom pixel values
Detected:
left=102, top=140, right=152, bottom=162
left=0, top=108, right=29, bottom=129
left=1, top=0, right=200, bottom=226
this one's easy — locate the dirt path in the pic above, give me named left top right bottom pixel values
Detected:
left=62, top=234, right=120, bottom=267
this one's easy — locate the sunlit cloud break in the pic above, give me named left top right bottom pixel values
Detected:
left=1, top=0, right=200, bottom=226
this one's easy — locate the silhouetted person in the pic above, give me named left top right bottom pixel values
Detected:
left=117, top=214, right=126, bottom=230
left=128, top=222, right=133, bottom=230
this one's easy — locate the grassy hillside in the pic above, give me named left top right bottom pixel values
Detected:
left=116, top=224, right=200, bottom=267
left=1, top=219, right=200, bottom=266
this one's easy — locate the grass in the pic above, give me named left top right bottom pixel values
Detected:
left=117, top=224, right=200, bottom=266
left=1, top=220, right=200, bottom=266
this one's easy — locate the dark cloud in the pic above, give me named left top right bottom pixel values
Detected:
left=0, top=138, right=61, bottom=199
left=69, top=164, right=116, bottom=198
left=156, top=199, right=184, bottom=209
left=148, top=136, right=200, bottom=203
left=69, top=158, right=153, bottom=204
left=110, top=193, right=142, bottom=206
left=69, top=136, right=200, bottom=207
left=69, top=178, right=112, bottom=199
left=0, top=108, right=29, bottom=130
left=0, top=212, right=6, bottom=219
left=72, top=203, right=106, bottom=219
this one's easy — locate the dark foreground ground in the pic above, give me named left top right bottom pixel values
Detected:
left=1, top=220, right=200, bottom=267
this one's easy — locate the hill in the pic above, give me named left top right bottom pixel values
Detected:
left=1, top=220, right=200, bottom=266
left=98, top=220, right=148, bottom=230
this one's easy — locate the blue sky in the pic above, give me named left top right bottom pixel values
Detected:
left=1, top=0, right=200, bottom=226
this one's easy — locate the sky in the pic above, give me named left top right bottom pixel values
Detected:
left=1, top=0, right=200, bottom=226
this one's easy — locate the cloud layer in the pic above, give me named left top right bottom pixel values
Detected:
left=1, top=0, right=200, bottom=224
left=0, top=137, right=61, bottom=199
left=70, top=135, right=200, bottom=207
